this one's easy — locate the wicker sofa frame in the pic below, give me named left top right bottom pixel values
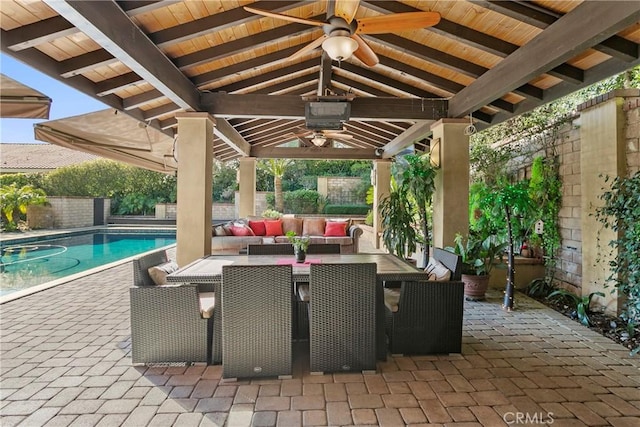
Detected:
left=384, top=248, right=464, bottom=355
left=130, top=250, right=213, bottom=365
left=221, top=264, right=293, bottom=379
left=309, top=263, right=378, bottom=374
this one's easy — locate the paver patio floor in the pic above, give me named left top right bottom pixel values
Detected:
left=2, top=249, right=640, bottom=426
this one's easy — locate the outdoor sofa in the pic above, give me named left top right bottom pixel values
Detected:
left=211, top=216, right=362, bottom=253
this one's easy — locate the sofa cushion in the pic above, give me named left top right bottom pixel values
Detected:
left=213, top=225, right=229, bottom=236
left=248, top=220, right=266, bottom=236
left=425, top=257, right=452, bottom=281
left=323, top=236, right=353, bottom=246
left=282, top=217, right=303, bottom=236
left=199, top=292, right=216, bottom=318
left=302, top=218, right=325, bottom=236
left=384, top=288, right=400, bottom=312
left=327, top=217, right=352, bottom=228
left=147, top=261, right=179, bottom=286
left=230, top=224, right=255, bottom=236
left=264, top=219, right=284, bottom=236
left=324, top=221, right=348, bottom=236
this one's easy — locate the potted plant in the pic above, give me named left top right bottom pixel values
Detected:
left=286, top=231, right=310, bottom=263
left=448, top=233, right=506, bottom=301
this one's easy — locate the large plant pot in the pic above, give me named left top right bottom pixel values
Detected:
left=461, top=274, right=490, bottom=301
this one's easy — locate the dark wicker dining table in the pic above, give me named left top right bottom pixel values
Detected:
left=166, top=253, right=422, bottom=284
left=166, top=253, right=425, bottom=368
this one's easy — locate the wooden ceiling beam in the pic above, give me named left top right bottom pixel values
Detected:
left=44, top=0, right=200, bottom=110
left=142, top=103, right=182, bottom=121
left=449, top=1, right=640, bottom=118
left=201, top=93, right=448, bottom=121
left=150, top=1, right=305, bottom=47
left=337, top=63, right=441, bottom=98
left=4, top=0, right=179, bottom=51
left=331, top=75, right=396, bottom=97
left=214, top=61, right=318, bottom=93
left=251, top=146, right=378, bottom=160
left=174, top=15, right=325, bottom=70
left=214, top=119, right=251, bottom=157
left=362, top=1, right=584, bottom=85
left=366, top=34, right=543, bottom=99
left=380, top=121, right=433, bottom=159
left=193, top=45, right=310, bottom=88
left=123, top=89, right=165, bottom=111
left=317, top=52, right=333, bottom=97
left=471, top=0, right=639, bottom=62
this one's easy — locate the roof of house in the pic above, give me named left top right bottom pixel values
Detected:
left=0, top=143, right=99, bottom=173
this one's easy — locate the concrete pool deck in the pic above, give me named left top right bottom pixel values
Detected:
left=1, top=245, right=640, bottom=426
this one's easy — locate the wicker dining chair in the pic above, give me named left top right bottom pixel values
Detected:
left=384, top=248, right=464, bottom=355
left=308, top=263, right=378, bottom=374
left=306, top=243, right=341, bottom=254
left=130, top=250, right=215, bottom=365
left=221, top=264, right=293, bottom=379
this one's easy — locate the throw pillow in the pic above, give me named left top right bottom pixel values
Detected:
left=213, top=225, right=228, bottom=236
left=248, top=220, right=266, bottom=236
left=324, top=221, right=348, bottom=236
left=282, top=217, right=303, bottom=236
left=327, top=217, right=352, bottom=228
left=424, top=257, right=452, bottom=281
left=148, top=261, right=179, bottom=286
left=230, top=224, right=254, bottom=236
left=264, top=219, right=284, bottom=236
left=302, top=218, right=325, bottom=236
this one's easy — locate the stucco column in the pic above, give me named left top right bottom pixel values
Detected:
left=176, top=113, right=214, bottom=267
left=430, top=119, right=470, bottom=249
left=372, top=159, right=391, bottom=249
left=238, top=157, right=257, bottom=218
left=580, top=96, right=626, bottom=314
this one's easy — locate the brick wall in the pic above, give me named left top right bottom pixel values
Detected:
left=45, top=197, right=96, bottom=228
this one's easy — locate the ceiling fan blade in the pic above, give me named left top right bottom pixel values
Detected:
left=324, top=133, right=353, bottom=139
left=333, top=0, right=360, bottom=24
left=351, top=35, right=379, bottom=66
left=355, top=12, right=441, bottom=34
left=243, top=6, right=325, bottom=27
left=288, top=34, right=328, bottom=61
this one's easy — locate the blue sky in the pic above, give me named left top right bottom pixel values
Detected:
left=1, top=53, right=107, bottom=143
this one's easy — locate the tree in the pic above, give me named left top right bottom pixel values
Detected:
left=257, top=159, right=292, bottom=212
left=0, top=184, right=47, bottom=231
left=480, top=180, right=533, bottom=311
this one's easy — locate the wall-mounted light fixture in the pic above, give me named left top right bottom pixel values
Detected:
left=429, top=137, right=441, bottom=169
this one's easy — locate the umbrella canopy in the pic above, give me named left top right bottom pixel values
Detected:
left=34, top=109, right=177, bottom=174
left=0, top=74, right=52, bottom=119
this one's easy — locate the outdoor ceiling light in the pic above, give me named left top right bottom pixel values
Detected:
left=322, top=32, right=358, bottom=62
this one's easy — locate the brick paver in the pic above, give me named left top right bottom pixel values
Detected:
left=2, top=247, right=640, bottom=426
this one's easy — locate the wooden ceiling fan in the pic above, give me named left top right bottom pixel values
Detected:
left=244, top=0, right=440, bottom=66
left=295, top=128, right=353, bottom=147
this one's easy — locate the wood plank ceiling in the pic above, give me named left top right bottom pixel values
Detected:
left=2, top=0, right=639, bottom=163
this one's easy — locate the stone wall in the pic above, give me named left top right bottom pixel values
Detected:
left=317, top=176, right=363, bottom=204
left=513, top=90, right=640, bottom=295
left=27, top=197, right=110, bottom=229
left=624, top=96, right=640, bottom=175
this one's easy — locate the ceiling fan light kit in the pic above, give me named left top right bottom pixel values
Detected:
left=321, top=32, right=358, bottom=61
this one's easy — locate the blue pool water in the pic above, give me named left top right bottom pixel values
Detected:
left=0, top=231, right=176, bottom=296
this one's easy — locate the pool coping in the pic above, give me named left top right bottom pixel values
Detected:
left=1, top=226, right=177, bottom=304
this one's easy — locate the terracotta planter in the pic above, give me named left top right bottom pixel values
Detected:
left=461, top=274, right=491, bottom=301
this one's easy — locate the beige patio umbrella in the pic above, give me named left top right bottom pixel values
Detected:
left=0, top=74, right=52, bottom=119
left=34, top=109, right=177, bottom=174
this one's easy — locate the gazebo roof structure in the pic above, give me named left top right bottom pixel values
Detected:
left=2, top=1, right=639, bottom=165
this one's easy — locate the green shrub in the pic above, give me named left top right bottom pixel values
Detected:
left=0, top=184, right=47, bottom=231
left=323, top=204, right=370, bottom=215
left=0, top=173, right=45, bottom=189
left=283, top=189, right=320, bottom=214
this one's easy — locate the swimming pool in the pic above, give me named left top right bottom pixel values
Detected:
left=0, top=230, right=176, bottom=297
